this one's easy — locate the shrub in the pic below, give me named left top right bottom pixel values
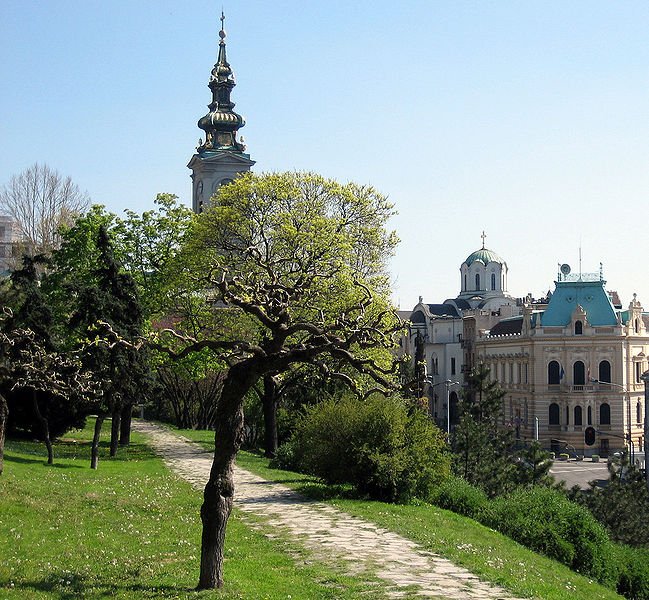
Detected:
left=483, top=487, right=617, bottom=586
left=615, top=545, right=649, bottom=600
left=269, top=439, right=300, bottom=471
left=429, top=476, right=488, bottom=519
left=289, top=394, right=450, bottom=502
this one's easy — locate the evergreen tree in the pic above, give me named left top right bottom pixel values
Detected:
left=514, top=441, right=554, bottom=488
left=452, top=363, right=517, bottom=497
left=64, top=224, right=149, bottom=464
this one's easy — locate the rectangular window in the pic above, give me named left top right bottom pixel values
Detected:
left=451, top=358, right=456, bottom=375
left=636, top=362, right=642, bottom=383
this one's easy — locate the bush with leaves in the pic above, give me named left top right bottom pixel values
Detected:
left=483, top=486, right=617, bottom=586
left=615, top=545, right=649, bottom=600
left=429, top=476, right=489, bottom=519
left=288, top=394, right=450, bottom=502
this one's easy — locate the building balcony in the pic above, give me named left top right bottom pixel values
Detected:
left=545, top=383, right=608, bottom=393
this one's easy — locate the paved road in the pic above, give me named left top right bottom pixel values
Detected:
left=134, top=420, right=524, bottom=600
left=550, top=460, right=610, bottom=489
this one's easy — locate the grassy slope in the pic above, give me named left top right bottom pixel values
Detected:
left=0, top=422, right=382, bottom=600
left=175, top=426, right=623, bottom=600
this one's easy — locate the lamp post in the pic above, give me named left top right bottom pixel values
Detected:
left=640, top=371, right=649, bottom=490
left=429, top=379, right=460, bottom=434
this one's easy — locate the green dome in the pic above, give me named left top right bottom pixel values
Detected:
left=464, top=248, right=504, bottom=267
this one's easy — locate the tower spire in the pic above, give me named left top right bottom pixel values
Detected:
left=196, top=12, right=246, bottom=154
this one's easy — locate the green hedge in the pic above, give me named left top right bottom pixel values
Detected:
left=483, top=487, right=617, bottom=586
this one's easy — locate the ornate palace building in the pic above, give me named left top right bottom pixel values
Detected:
left=403, top=242, right=649, bottom=458
left=475, top=267, right=649, bottom=458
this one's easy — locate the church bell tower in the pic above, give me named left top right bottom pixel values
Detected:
left=188, top=13, right=255, bottom=213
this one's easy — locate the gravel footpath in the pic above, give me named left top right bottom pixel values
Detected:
left=133, top=420, right=524, bottom=600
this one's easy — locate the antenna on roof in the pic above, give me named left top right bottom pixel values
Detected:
left=578, top=241, right=582, bottom=281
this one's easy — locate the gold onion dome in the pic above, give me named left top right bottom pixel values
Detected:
left=197, top=13, right=246, bottom=152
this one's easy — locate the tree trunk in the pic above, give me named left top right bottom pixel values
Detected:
left=197, top=364, right=251, bottom=590
left=262, top=374, right=279, bottom=458
left=119, top=403, right=132, bottom=446
left=0, top=393, right=8, bottom=475
left=110, top=404, right=121, bottom=457
left=91, top=414, right=105, bottom=469
left=32, top=391, right=53, bottom=465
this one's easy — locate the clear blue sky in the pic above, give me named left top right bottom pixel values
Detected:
left=2, top=1, right=648, bottom=309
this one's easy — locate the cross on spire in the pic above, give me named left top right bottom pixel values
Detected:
left=481, top=231, right=487, bottom=249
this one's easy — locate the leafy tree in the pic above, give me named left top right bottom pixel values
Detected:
left=452, top=363, right=517, bottom=497
left=157, top=171, right=400, bottom=589
left=111, top=193, right=194, bottom=319
left=0, top=163, right=89, bottom=256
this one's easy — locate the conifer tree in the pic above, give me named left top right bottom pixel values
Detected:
left=452, top=363, right=517, bottom=497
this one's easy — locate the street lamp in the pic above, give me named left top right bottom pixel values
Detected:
left=429, top=379, right=460, bottom=434
left=640, top=371, right=649, bottom=490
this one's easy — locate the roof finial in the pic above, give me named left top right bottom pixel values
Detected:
left=481, top=230, right=486, bottom=249
left=220, top=10, right=225, bottom=37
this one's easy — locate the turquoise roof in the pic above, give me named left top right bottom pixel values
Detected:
left=541, top=280, right=618, bottom=327
left=464, top=248, right=504, bottom=266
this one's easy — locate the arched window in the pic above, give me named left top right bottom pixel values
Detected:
left=574, top=405, right=583, bottom=426
left=598, top=361, right=611, bottom=383
left=637, top=402, right=642, bottom=424
left=475, top=273, right=480, bottom=290
left=573, top=361, right=585, bottom=385
left=549, top=403, right=560, bottom=425
left=600, top=403, right=611, bottom=425
left=587, top=405, right=592, bottom=425
left=575, top=320, right=583, bottom=335
left=491, top=273, right=496, bottom=290
left=635, top=319, right=640, bottom=334
left=548, top=361, right=561, bottom=385
left=464, top=274, right=467, bottom=290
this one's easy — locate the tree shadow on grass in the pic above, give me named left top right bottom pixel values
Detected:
left=4, top=454, right=85, bottom=469
left=12, top=572, right=203, bottom=599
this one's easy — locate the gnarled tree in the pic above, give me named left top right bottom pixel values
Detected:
left=158, top=171, right=400, bottom=589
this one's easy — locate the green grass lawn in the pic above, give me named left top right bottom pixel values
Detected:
left=0, top=421, right=384, bottom=599
left=173, top=426, right=623, bottom=600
